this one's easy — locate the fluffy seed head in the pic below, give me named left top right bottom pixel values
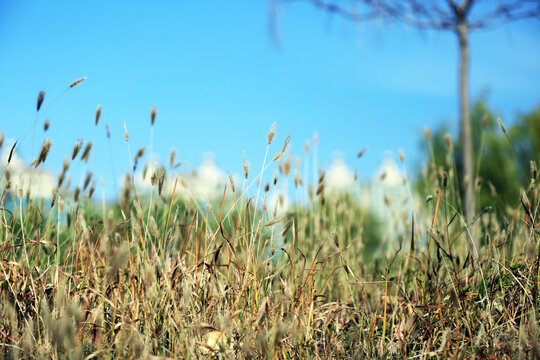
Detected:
left=228, top=171, right=236, bottom=193
left=32, top=138, right=51, bottom=168
left=81, top=142, right=93, bottom=163
left=43, top=119, right=50, bottom=131
left=95, top=105, right=102, bottom=125
left=124, top=123, right=129, bottom=142
left=357, top=148, right=367, bottom=158
left=105, top=124, right=111, bottom=138
left=267, top=122, right=277, bottom=145
left=424, top=127, right=431, bottom=140
left=399, top=149, right=405, bottom=163
left=69, top=77, right=87, bottom=88
left=169, top=148, right=176, bottom=168
left=444, top=133, right=453, bottom=153
left=243, top=151, right=249, bottom=179
left=150, top=106, right=157, bottom=125
left=37, top=90, right=45, bottom=111
left=83, top=172, right=93, bottom=191
left=133, top=147, right=145, bottom=171
left=72, top=139, right=83, bottom=160
left=497, top=118, right=507, bottom=135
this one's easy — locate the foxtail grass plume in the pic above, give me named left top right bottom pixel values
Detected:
left=151, top=106, right=157, bottom=125
left=169, top=148, right=176, bottom=168
left=31, top=138, right=51, bottom=168
left=43, top=119, right=50, bottom=131
left=105, top=124, right=111, bottom=138
left=281, top=133, right=291, bottom=153
left=424, top=127, right=431, bottom=140
left=272, top=133, right=291, bottom=161
left=88, top=182, right=95, bottom=198
left=83, top=172, right=93, bottom=191
left=124, top=123, right=129, bottom=142
left=133, top=147, right=145, bottom=171
left=444, top=133, right=453, bottom=153
left=37, top=90, right=45, bottom=111
left=267, top=122, right=277, bottom=145
left=228, top=171, right=236, bottom=193
left=72, top=139, right=83, bottom=160
left=357, top=148, right=367, bottom=158
left=399, top=149, right=405, bottom=163
left=294, top=170, right=302, bottom=188
left=81, top=142, right=93, bottom=163
left=243, top=151, right=249, bottom=179
left=304, top=140, right=310, bottom=154
left=69, top=77, right=87, bottom=88
left=281, top=156, right=291, bottom=176
left=497, top=117, right=507, bottom=135
left=95, top=105, right=102, bottom=125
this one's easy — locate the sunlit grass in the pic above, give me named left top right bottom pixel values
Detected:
left=0, top=89, right=539, bottom=359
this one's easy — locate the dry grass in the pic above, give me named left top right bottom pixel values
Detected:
left=0, top=95, right=539, bottom=359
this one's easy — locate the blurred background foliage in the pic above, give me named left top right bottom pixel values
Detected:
left=419, top=97, right=540, bottom=218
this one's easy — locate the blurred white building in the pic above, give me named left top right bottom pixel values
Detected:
left=1, top=146, right=55, bottom=199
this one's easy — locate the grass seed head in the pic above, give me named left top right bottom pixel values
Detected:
left=95, top=105, right=102, bottom=125
left=357, top=148, right=367, bottom=158
left=105, top=124, right=111, bottom=138
left=72, top=138, right=83, bottom=160
left=44, top=119, right=50, bottom=131
left=497, top=117, right=507, bottom=135
left=81, top=142, right=93, bottom=163
left=32, top=138, right=51, bottom=168
left=444, top=133, right=453, bottom=153
left=243, top=151, right=249, bottom=179
left=83, top=172, right=93, bottom=191
left=88, top=182, right=95, bottom=198
left=170, top=148, right=176, bottom=168
left=124, top=123, right=129, bottom=142
left=151, top=105, right=157, bottom=125
left=294, top=170, right=302, bottom=188
left=69, top=77, right=87, bottom=88
left=37, top=90, right=45, bottom=111
left=424, top=127, right=431, bottom=140
left=282, top=133, right=291, bottom=153
left=0, top=131, right=4, bottom=149
left=133, top=147, right=145, bottom=171
left=267, top=122, right=277, bottom=145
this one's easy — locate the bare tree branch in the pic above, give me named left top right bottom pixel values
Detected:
left=277, top=0, right=540, bottom=32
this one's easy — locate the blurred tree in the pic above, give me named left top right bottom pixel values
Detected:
left=273, top=0, right=540, bottom=223
left=420, top=97, right=540, bottom=218
left=512, top=105, right=540, bottom=174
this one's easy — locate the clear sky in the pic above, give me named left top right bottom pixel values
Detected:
left=1, top=0, right=539, bottom=198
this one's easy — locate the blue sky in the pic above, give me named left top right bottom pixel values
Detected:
left=1, top=0, right=539, bottom=198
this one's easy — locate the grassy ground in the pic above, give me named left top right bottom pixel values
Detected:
left=0, top=123, right=539, bottom=359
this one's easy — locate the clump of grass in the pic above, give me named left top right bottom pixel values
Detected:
left=0, top=97, right=539, bottom=360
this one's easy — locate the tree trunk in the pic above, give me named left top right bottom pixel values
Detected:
left=457, top=22, right=474, bottom=224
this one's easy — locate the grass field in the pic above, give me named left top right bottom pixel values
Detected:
left=1, top=116, right=539, bottom=359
